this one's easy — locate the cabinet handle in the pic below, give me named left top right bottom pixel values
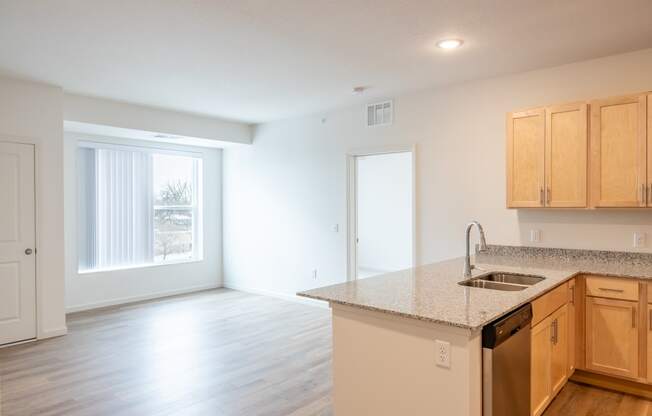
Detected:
left=546, top=187, right=551, bottom=205
left=550, top=319, right=558, bottom=345
left=632, top=307, right=636, bottom=329
left=570, top=286, right=575, bottom=304
left=641, top=183, right=646, bottom=204
left=598, top=287, right=624, bottom=293
left=648, top=184, right=652, bottom=205
left=649, top=309, right=652, bottom=331
left=539, top=186, right=544, bottom=206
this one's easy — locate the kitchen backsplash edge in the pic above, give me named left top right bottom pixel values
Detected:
left=476, top=244, right=652, bottom=267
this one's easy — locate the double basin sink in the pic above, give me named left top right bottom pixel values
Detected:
left=459, top=272, right=545, bottom=291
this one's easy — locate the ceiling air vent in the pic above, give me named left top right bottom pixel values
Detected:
left=366, top=100, right=393, bottom=127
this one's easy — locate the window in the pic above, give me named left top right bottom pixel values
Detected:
left=77, top=143, right=203, bottom=272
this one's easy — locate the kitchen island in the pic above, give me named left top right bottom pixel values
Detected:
left=298, top=246, right=652, bottom=416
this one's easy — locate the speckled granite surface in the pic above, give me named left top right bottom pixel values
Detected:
left=297, top=245, right=652, bottom=332
left=476, top=245, right=652, bottom=277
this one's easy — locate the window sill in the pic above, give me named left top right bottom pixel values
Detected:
left=78, top=258, right=204, bottom=275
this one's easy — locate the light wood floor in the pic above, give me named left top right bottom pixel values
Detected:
left=0, top=289, right=650, bottom=416
left=543, top=380, right=652, bottom=416
left=0, top=290, right=332, bottom=416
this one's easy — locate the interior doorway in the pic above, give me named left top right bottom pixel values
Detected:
left=347, top=148, right=415, bottom=280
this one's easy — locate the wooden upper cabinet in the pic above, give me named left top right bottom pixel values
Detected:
left=590, top=94, right=647, bottom=207
left=545, top=103, right=588, bottom=207
left=506, top=104, right=588, bottom=209
left=507, top=109, right=545, bottom=207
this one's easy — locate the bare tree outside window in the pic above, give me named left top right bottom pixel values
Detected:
left=153, top=155, right=197, bottom=262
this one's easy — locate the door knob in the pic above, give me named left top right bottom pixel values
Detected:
left=25, top=248, right=33, bottom=255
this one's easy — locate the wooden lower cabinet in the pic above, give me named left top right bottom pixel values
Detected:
left=531, top=314, right=553, bottom=416
left=568, top=278, right=576, bottom=374
left=585, top=296, right=639, bottom=379
left=531, top=275, right=651, bottom=414
left=531, top=304, right=569, bottom=416
left=550, top=305, right=569, bottom=395
left=648, top=304, right=652, bottom=383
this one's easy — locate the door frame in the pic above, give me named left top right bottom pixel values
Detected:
left=0, top=138, right=38, bottom=345
left=346, top=144, right=417, bottom=282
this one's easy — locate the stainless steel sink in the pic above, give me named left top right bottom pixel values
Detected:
left=459, top=279, right=528, bottom=291
left=477, top=272, right=545, bottom=286
left=458, top=272, right=545, bottom=291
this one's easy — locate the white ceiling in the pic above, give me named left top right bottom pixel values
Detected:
left=1, top=1, right=651, bottom=124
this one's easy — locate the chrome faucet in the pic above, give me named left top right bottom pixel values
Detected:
left=463, top=221, right=488, bottom=278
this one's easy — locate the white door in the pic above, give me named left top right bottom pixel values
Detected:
left=352, top=151, right=413, bottom=279
left=0, top=142, right=36, bottom=345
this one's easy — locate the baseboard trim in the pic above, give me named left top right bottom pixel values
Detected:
left=571, top=369, right=652, bottom=400
left=66, top=284, right=221, bottom=313
left=223, top=282, right=329, bottom=309
left=39, top=326, right=68, bottom=339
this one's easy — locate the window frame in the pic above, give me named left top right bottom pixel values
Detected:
left=77, top=140, right=204, bottom=274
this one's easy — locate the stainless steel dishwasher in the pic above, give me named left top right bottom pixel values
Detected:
left=482, top=303, right=532, bottom=416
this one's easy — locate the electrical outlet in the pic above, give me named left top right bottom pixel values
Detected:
left=530, top=229, right=541, bottom=243
left=634, top=232, right=646, bottom=248
left=435, top=340, right=451, bottom=368
left=333, top=224, right=339, bottom=232
left=312, top=269, right=318, bottom=279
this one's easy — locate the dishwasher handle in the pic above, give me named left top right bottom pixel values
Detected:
left=482, top=304, right=533, bottom=349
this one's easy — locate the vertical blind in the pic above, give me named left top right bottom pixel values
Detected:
left=78, top=144, right=201, bottom=272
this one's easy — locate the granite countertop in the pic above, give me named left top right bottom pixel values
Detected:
left=297, top=245, right=652, bottom=332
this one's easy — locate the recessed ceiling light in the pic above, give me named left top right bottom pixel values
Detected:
left=436, top=39, right=464, bottom=50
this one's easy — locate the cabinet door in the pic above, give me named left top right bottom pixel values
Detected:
left=545, top=103, right=588, bottom=207
left=507, top=109, right=545, bottom=208
left=648, top=305, right=652, bottom=383
left=550, top=304, right=568, bottom=395
left=567, top=280, right=576, bottom=374
left=648, top=94, right=652, bottom=207
left=531, top=316, right=552, bottom=416
left=590, top=95, right=647, bottom=207
left=586, top=297, right=639, bottom=379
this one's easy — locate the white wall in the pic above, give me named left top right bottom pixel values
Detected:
left=356, top=152, right=413, bottom=274
left=0, top=77, right=67, bottom=338
left=223, top=48, right=652, bottom=299
left=63, top=134, right=223, bottom=312
left=65, top=93, right=252, bottom=145
left=62, top=93, right=254, bottom=311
